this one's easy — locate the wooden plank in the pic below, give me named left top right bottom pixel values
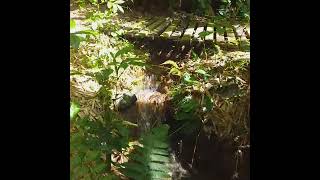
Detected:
left=170, top=16, right=190, bottom=39
left=226, top=27, right=237, bottom=42
left=216, top=26, right=225, bottom=42
left=125, top=16, right=157, bottom=34
left=160, top=18, right=181, bottom=38
left=152, top=17, right=173, bottom=37
left=192, top=19, right=208, bottom=55
left=205, top=25, right=214, bottom=41
left=147, top=18, right=166, bottom=31
left=145, top=17, right=159, bottom=27
left=223, top=27, right=228, bottom=42
left=205, top=22, right=224, bottom=42
left=134, top=17, right=164, bottom=37
left=193, top=20, right=207, bottom=41
left=180, top=17, right=197, bottom=42
left=178, top=17, right=197, bottom=58
left=121, top=17, right=143, bottom=31
left=232, top=25, right=240, bottom=40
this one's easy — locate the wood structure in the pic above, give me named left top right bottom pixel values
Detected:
left=119, top=12, right=250, bottom=61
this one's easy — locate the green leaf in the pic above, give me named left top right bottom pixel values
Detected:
left=152, top=124, right=169, bottom=134
left=150, top=154, right=169, bottom=163
left=121, top=125, right=170, bottom=179
left=95, top=68, right=114, bottom=84
left=203, top=95, right=214, bottom=111
left=115, top=45, right=133, bottom=58
left=215, top=26, right=226, bottom=34
left=70, top=133, right=83, bottom=144
left=86, top=150, right=100, bottom=161
left=119, top=57, right=146, bottom=67
left=183, top=72, right=191, bottom=82
left=179, top=96, right=199, bottom=113
left=123, top=162, right=146, bottom=173
left=70, top=34, right=84, bottom=49
left=107, top=1, right=112, bottom=8
left=122, top=168, right=145, bottom=180
left=161, top=60, right=179, bottom=69
left=153, top=142, right=169, bottom=149
left=150, top=148, right=169, bottom=156
left=149, top=169, right=171, bottom=179
left=149, top=162, right=168, bottom=171
left=70, top=102, right=80, bottom=120
left=128, top=60, right=146, bottom=66
left=99, top=176, right=113, bottom=180
left=73, top=30, right=98, bottom=36
left=116, top=0, right=125, bottom=4
left=199, top=31, right=213, bottom=38
left=70, top=19, right=76, bottom=30
left=169, top=67, right=182, bottom=77
left=117, top=5, right=124, bottom=13
left=93, top=163, right=107, bottom=173
left=119, top=62, right=129, bottom=71
left=125, top=57, right=142, bottom=61
left=191, top=51, right=199, bottom=60
left=129, top=154, right=147, bottom=164
left=78, top=166, right=89, bottom=177
left=71, top=155, right=82, bottom=167
left=183, top=72, right=198, bottom=84
left=110, top=51, right=115, bottom=59
left=113, top=4, right=118, bottom=13
left=195, top=69, right=210, bottom=76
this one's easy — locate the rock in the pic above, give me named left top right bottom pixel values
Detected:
left=216, top=84, right=240, bottom=98
left=117, top=93, right=138, bottom=111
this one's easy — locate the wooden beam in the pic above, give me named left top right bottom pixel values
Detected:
left=160, top=18, right=181, bottom=38
left=193, top=19, right=207, bottom=41
left=153, top=17, right=173, bottom=37
left=170, top=16, right=190, bottom=40
left=180, top=17, right=197, bottom=42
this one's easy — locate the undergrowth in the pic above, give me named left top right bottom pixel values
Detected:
left=163, top=46, right=250, bottom=141
left=70, top=0, right=250, bottom=179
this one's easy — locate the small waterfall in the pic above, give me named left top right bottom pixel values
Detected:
left=135, top=89, right=167, bottom=133
left=120, top=74, right=167, bottom=134
left=120, top=74, right=189, bottom=179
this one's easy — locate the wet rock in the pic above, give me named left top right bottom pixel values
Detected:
left=117, top=93, right=138, bottom=111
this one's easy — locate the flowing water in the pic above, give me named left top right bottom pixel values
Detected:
left=119, top=74, right=168, bottom=135
left=118, top=54, right=249, bottom=180
left=119, top=72, right=193, bottom=179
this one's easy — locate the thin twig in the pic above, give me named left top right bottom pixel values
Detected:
left=191, top=129, right=201, bottom=167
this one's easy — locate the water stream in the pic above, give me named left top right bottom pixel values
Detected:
left=119, top=74, right=168, bottom=134
left=118, top=53, right=249, bottom=180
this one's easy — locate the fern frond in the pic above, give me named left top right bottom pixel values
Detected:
left=121, top=125, right=172, bottom=180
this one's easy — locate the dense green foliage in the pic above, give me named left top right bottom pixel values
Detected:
left=71, top=0, right=250, bottom=179
left=70, top=1, right=137, bottom=179
left=70, top=103, right=131, bottom=179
